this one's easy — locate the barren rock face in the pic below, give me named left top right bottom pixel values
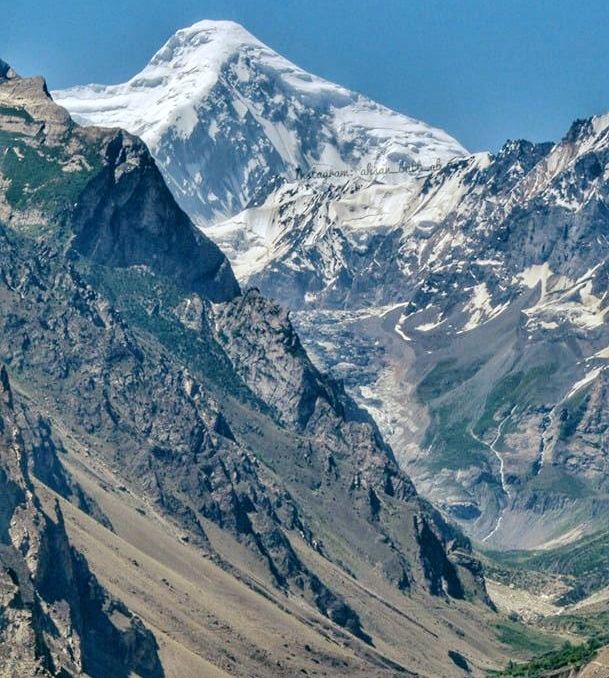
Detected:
left=0, top=366, right=163, bottom=678
left=0, top=64, right=71, bottom=142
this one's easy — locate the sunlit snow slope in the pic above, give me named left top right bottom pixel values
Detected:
left=54, top=20, right=466, bottom=224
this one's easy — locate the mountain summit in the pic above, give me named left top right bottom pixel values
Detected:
left=54, top=20, right=467, bottom=224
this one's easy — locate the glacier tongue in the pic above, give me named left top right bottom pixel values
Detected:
left=54, top=19, right=467, bottom=224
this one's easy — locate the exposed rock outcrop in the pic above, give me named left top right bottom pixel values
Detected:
left=0, top=366, right=163, bottom=677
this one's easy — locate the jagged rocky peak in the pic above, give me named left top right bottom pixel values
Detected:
left=562, top=112, right=609, bottom=145
left=493, top=137, right=554, bottom=170
left=54, top=20, right=467, bottom=224
left=69, top=128, right=240, bottom=301
left=0, top=60, right=72, bottom=139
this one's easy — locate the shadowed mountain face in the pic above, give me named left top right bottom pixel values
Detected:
left=0, top=61, right=502, bottom=676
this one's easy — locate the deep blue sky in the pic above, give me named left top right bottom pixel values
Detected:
left=2, top=0, right=608, bottom=151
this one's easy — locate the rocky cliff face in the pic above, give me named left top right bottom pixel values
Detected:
left=0, top=62, right=499, bottom=675
left=0, top=366, right=163, bottom=678
left=70, top=129, right=239, bottom=302
left=212, top=289, right=487, bottom=601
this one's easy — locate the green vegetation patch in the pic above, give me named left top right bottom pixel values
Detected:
left=488, top=527, right=609, bottom=579
left=0, top=129, right=101, bottom=214
left=0, top=105, right=34, bottom=123
left=485, top=526, right=609, bottom=605
left=422, top=404, right=489, bottom=471
left=417, top=358, right=483, bottom=402
left=475, top=364, right=557, bottom=436
left=526, top=465, right=589, bottom=499
left=417, top=361, right=559, bottom=474
left=541, top=610, right=609, bottom=638
left=494, top=619, right=563, bottom=657
left=490, top=636, right=609, bottom=677
left=415, top=358, right=491, bottom=472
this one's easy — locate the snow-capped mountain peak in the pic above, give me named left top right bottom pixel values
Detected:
left=56, top=21, right=269, bottom=146
left=54, top=19, right=467, bottom=224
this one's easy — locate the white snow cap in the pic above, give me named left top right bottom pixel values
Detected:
left=54, top=19, right=467, bottom=161
left=55, top=21, right=268, bottom=145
